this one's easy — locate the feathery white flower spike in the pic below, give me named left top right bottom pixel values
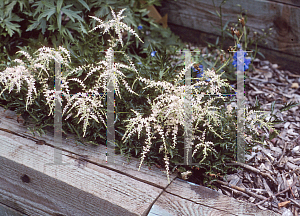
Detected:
left=89, top=7, right=143, bottom=47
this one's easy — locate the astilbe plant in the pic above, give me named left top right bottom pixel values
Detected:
left=0, top=6, right=281, bottom=184
left=0, top=46, right=71, bottom=111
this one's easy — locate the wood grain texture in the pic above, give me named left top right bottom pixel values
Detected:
left=0, top=106, right=282, bottom=215
left=148, top=191, right=234, bottom=216
left=160, top=178, right=281, bottom=216
left=0, top=202, right=26, bottom=216
left=0, top=106, right=177, bottom=189
left=0, top=130, right=164, bottom=215
left=0, top=106, right=173, bottom=216
left=268, top=0, right=300, bottom=7
left=158, top=0, right=300, bottom=72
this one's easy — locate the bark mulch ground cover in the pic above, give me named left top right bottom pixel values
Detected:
left=171, top=42, right=300, bottom=216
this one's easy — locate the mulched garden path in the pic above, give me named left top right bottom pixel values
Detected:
left=170, top=42, right=300, bottom=216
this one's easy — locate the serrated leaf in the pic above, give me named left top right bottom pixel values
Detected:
left=38, top=7, right=56, bottom=21
left=2, top=19, right=21, bottom=36
left=61, top=7, right=83, bottom=22
left=96, top=6, right=110, bottom=18
left=9, top=14, right=24, bottom=22
left=48, top=24, right=57, bottom=32
left=26, top=20, right=40, bottom=31
left=5, top=1, right=17, bottom=17
left=79, top=22, right=87, bottom=34
left=40, top=18, right=47, bottom=34
left=18, top=0, right=27, bottom=11
left=32, top=1, right=45, bottom=17
left=126, top=73, right=135, bottom=78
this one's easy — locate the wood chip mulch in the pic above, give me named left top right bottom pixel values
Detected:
left=171, top=42, right=300, bottom=216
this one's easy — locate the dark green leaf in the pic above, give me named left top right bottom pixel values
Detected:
left=38, top=8, right=56, bottom=21
left=77, top=0, right=90, bottom=11
left=222, top=20, right=230, bottom=31
left=56, top=0, right=63, bottom=13
left=26, top=20, right=40, bottom=32
left=57, top=11, right=62, bottom=31
left=215, top=36, right=219, bottom=45
left=257, top=51, right=265, bottom=59
left=61, top=7, right=83, bottom=22
left=271, top=101, right=275, bottom=114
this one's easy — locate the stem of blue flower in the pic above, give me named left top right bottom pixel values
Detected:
left=244, top=26, right=247, bottom=50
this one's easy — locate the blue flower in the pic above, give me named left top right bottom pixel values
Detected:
left=194, top=65, right=211, bottom=82
left=237, top=43, right=241, bottom=49
left=151, top=51, right=157, bottom=57
left=137, top=62, right=142, bottom=65
left=232, top=50, right=251, bottom=70
left=199, top=65, right=203, bottom=71
left=138, top=25, right=143, bottom=30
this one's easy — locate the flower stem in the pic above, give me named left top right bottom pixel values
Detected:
left=244, top=26, right=247, bottom=50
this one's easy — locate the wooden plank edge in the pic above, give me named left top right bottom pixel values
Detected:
left=151, top=178, right=281, bottom=216
left=0, top=106, right=178, bottom=189
left=0, top=129, right=164, bottom=215
left=166, top=22, right=300, bottom=74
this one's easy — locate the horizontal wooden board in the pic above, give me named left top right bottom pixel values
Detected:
left=0, top=106, right=177, bottom=189
left=0, top=129, right=165, bottom=215
left=269, top=0, right=300, bottom=7
left=158, top=0, right=300, bottom=73
left=0, top=202, right=25, bottom=216
left=0, top=106, right=177, bottom=216
left=148, top=191, right=234, bottom=216
left=0, top=106, right=282, bottom=215
left=160, top=178, right=281, bottom=216
left=166, top=22, right=300, bottom=74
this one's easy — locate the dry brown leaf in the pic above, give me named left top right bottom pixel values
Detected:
left=278, top=200, right=290, bottom=209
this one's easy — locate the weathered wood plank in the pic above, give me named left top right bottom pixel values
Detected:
left=166, top=22, right=300, bottom=74
left=0, top=202, right=26, bottom=216
left=159, top=0, right=300, bottom=73
left=269, top=0, right=300, bottom=7
left=0, top=107, right=281, bottom=216
left=0, top=106, right=179, bottom=216
left=0, top=130, right=164, bottom=215
left=160, top=0, right=300, bottom=56
left=0, top=106, right=177, bottom=189
left=155, top=178, right=281, bottom=216
left=148, top=191, right=234, bottom=216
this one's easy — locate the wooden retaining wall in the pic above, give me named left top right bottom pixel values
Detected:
left=158, top=0, right=300, bottom=74
left=0, top=106, right=280, bottom=215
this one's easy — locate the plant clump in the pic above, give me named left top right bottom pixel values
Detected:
left=0, top=1, right=293, bottom=186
